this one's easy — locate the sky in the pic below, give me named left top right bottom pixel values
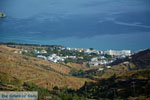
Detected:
left=0, top=0, right=150, bottom=51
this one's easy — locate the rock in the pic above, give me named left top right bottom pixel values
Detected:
left=0, top=11, right=6, bottom=18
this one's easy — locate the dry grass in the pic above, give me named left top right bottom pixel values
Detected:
left=66, top=63, right=87, bottom=70
left=66, top=62, right=104, bottom=71
left=0, top=45, right=91, bottom=90
left=98, top=63, right=136, bottom=79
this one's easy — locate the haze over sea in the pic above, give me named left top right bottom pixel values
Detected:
left=0, top=0, right=150, bottom=51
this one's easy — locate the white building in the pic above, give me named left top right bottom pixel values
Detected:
left=99, top=60, right=108, bottom=65
left=100, top=56, right=106, bottom=59
left=47, top=54, right=65, bottom=63
left=34, top=49, right=47, bottom=54
left=47, top=56, right=53, bottom=61
left=104, top=50, right=131, bottom=56
left=98, top=68, right=104, bottom=71
left=34, top=50, right=40, bottom=54
left=14, top=50, right=22, bottom=54
left=84, top=49, right=91, bottom=54
left=51, top=54, right=57, bottom=57
left=84, top=49, right=100, bottom=55
left=91, top=57, right=98, bottom=62
left=89, top=61, right=100, bottom=66
left=66, top=47, right=71, bottom=50
left=40, top=50, right=47, bottom=54
left=14, top=51, right=18, bottom=53
left=37, top=55, right=47, bottom=60
left=78, top=57, right=83, bottom=59
left=105, top=66, right=111, bottom=69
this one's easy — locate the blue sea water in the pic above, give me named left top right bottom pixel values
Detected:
left=0, top=0, right=150, bottom=51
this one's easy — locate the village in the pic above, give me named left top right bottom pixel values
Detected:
left=13, top=46, right=131, bottom=68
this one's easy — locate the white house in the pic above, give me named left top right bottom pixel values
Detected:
left=84, top=49, right=91, bottom=54
left=40, top=50, right=47, bottom=54
left=91, top=57, right=98, bottom=62
left=89, top=61, right=100, bottom=66
left=66, top=47, right=71, bottom=50
left=100, top=56, right=106, bottom=59
left=47, top=54, right=65, bottom=63
left=37, top=55, right=47, bottom=60
left=47, top=56, right=53, bottom=61
left=105, top=66, right=111, bottom=69
left=84, top=49, right=100, bottom=55
left=97, top=68, right=104, bottom=71
left=68, top=56, right=76, bottom=59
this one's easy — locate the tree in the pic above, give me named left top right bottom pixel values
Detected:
left=86, top=63, right=90, bottom=68
left=89, top=48, right=94, bottom=50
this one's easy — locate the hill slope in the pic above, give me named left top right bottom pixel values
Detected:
left=0, top=45, right=90, bottom=90
left=77, top=68, right=150, bottom=100
left=131, top=49, right=150, bottom=69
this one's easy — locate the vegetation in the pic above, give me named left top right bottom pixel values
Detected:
left=70, top=69, right=104, bottom=80
left=22, top=50, right=37, bottom=57
left=23, top=82, right=60, bottom=100
left=1, top=69, right=150, bottom=100
left=77, top=70, right=150, bottom=100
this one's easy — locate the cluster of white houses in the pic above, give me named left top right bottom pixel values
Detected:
left=37, top=54, right=80, bottom=63
left=14, top=47, right=131, bottom=66
left=35, top=49, right=131, bottom=65
left=89, top=50, right=131, bottom=66
left=84, top=49, right=100, bottom=55
left=37, top=54, right=64, bottom=62
left=34, top=49, right=47, bottom=54
left=89, top=57, right=116, bottom=66
left=14, top=49, right=28, bottom=54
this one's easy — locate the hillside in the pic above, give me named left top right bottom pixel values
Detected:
left=131, top=49, right=150, bottom=69
left=77, top=68, right=150, bottom=100
left=0, top=45, right=71, bottom=75
left=75, top=49, right=150, bottom=100
left=0, top=45, right=150, bottom=99
left=70, top=49, right=150, bottom=80
left=0, top=45, right=91, bottom=90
